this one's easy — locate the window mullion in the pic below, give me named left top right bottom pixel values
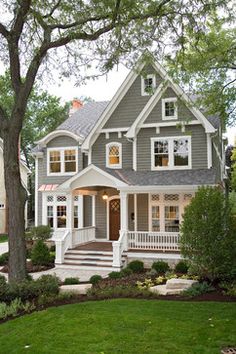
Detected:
left=169, top=139, right=173, bottom=168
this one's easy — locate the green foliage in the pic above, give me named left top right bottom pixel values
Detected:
left=180, top=186, right=236, bottom=281
left=108, top=271, right=122, bottom=279
left=0, top=252, right=8, bottom=266
left=182, top=282, right=215, bottom=297
left=0, top=298, right=35, bottom=320
left=89, top=275, right=103, bottom=285
left=219, top=281, right=236, bottom=296
left=64, top=278, right=80, bottom=285
left=31, top=240, right=51, bottom=266
left=87, top=285, right=156, bottom=300
left=0, top=235, right=8, bottom=243
left=151, top=261, right=170, bottom=275
left=175, top=261, right=189, bottom=274
left=29, top=225, right=52, bottom=241
left=127, top=260, right=144, bottom=273
left=120, top=267, right=133, bottom=277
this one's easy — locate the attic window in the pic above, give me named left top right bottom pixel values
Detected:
left=162, top=98, right=178, bottom=120
left=106, top=142, right=122, bottom=169
left=141, top=74, right=156, bottom=96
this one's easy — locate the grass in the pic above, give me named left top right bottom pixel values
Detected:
left=0, top=299, right=235, bottom=353
left=0, top=234, right=7, bottom=243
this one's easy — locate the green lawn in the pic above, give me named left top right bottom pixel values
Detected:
left=0, top=234, right=7, bottom=243
left=0, top=299, right=235, bottom=354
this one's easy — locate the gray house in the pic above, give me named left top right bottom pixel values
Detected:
left=32, top=56, right=225, bottom=270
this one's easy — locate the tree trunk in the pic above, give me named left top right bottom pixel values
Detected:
left=3, top=130, right=27, bottom=282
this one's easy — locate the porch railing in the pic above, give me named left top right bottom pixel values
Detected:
left=112, top=230, right=127, bottom=268
left=127, top=231, right=180, bottom=251
left=54, top=229, right=71, bottom=264
left=73, top=226, right=96, bottom=247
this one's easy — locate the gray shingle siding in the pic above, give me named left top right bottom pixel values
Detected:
left=92, top=132, right=133, bottom=169
left=83, top=195, right=92, bottom=227
left=137, top=125, right=207, bottom=171
left=137, top=194, right=148, bottom=231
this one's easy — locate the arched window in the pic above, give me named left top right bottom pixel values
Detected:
left=106, top=142, right=122, bottom=168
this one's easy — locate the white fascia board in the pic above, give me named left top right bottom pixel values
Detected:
left=36, top=130, right=83, bottom=147
left=56, top=164, right=128, bottom=191
left=152, top=61, right=216, bottom=133
left=118, top=184, right=217, bottom=193
left=82, top=61, right=146, bottom=151
left=126, top=82, right=166, bottom=138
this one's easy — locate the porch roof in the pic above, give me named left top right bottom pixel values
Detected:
left=99, top=167, right=218, bottom=186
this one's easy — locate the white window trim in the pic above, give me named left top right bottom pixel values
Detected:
left=106, top=142, right=122, bottom=169
left=47, top=146, right=78, bottom=176
left=151, top=136, right=192, bottom=170
left=162, top=97, right=178, bottom=120
left=141, top=74, right=156, bottom=96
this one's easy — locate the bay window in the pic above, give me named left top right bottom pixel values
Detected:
left=151, top=136, right=191, bottom=170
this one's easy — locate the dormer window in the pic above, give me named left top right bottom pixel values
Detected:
left=106, top=142, right=122, bottom=169
left=141, top=74, right=156, bottom=96
left=162, top=98, right=177, bottom=120
left=47, top=147, right=78, bottom=176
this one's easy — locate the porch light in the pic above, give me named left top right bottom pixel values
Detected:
left=102, top=191, right=108, bottom=200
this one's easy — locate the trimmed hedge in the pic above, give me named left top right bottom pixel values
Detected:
left=152, top=261, right=169, bottom=275
left=127, top=260, right=144, bottom=273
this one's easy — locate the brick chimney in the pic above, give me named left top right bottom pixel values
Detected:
left=69, top=98, right=83, bottom=116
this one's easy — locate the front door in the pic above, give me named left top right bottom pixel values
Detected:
left=109, top=198, right=120, bottom=240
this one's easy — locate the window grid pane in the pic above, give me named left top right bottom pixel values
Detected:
left=152, top=205, right=160, bottom=232
left=174, top=139, right=189, bottom=166
left=165, top=206, right=179, bottom=232
left=49, top=151, right=61, bottom=173
left=47, top=206, right=53, bottom=227
left=154, top=140, right=169, bottom=167
left=109, top=145, right=120, bottom=165
left=64, top=149, right=76, bottom=172
left=165, top=102, right=175, bottom=117
left=57, top=205, right=67, bottom=228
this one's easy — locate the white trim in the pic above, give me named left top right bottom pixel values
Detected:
left=134, top=193, right=137, bottom=232
left=35, top=157, right=39, bottom=226
left=106, top=142, right=122, bottom=169
left=92, top=195, right=96, bottom=227
left=132, top=138, right=137, bottom=171
left=36, top=130, right=83, bottom=147
left=141, top=120, right=200, bottom=128
left=151, top=136, right=192, bottom=170
left=100, top=127, right=129, bottom=133
left=141, top=74, right=156, bottom=96
left=78, top=195, right=84, bottom=228
left=42, top=192, right=68, bottom=230
left=47, top=146, right=79, bottom=176
left=162, top=97, right=178, bottom=120
left=82, top=59, right=147, bottom=150
left=57, top=164, right=127, bottom=191
left=207, top=133, right=212, bottom=168
left=88, top=148, right=92, bottom=165
left=107, top=195, right=120, bottom=240
left=120, top=192, right=128, bottom=231
left=119, top=185, right=214, bottom=193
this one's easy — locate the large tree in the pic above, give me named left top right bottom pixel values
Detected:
left=0, top=0, right=228, bottom=282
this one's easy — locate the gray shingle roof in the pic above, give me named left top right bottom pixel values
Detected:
left=100, top=167, right=218, bottom=186
left=57, top=101, right=109, bottom=138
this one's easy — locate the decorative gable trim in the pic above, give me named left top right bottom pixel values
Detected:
left=126, top=61, right=216, bottom=138
left=35, top=130, right=83, bottom=147
left=81, top=60, right=147, bottom=151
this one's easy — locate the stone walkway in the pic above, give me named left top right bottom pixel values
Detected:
left=0, top=266, right=110, bottom=282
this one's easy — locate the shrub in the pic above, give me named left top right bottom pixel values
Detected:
left=31, top=240, right=51, bottom=266
left=120, top=267, right=133, bottom=277
left=0, top=252, right=8, bottom=266
left=36, top=275, right=59, bottom=296
left=0, top=298, right=35, bottom=320
left=89, top=275, right=103, bottom=285
left=64, top=277, right=80, bottom=285
left=180, top=186, right=236, bottom=281
left=152, top=261, right=169, bottom=275
left=108, top=271, right=121, bottom=279
left=182, top=282, right=215, bottom=297
left=127, top=260, right=144, bottom=273
left=49, top=244, right=56, bottom=252
left=29, top=225, right=52, bottom=241
left=219, top=281, right=236, bottom=296
left=87, top=285, right=157, bottom=299
left=175, top=261, right=189, bottom=274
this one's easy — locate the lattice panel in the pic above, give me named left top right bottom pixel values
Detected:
left=57, top=196, right=67, bottom=202
left=184, top=193, right=193, bottom=201
left=151, top=194, right=160, bottom=201
left=109, top=146, right=119, bottom=156
left=164, top=194, right=179, bottom=201
left=110, top=200, right=120, bottom=212
left=47, top=196, right=53, bottom=202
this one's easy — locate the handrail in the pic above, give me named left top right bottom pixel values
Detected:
left=55, top=229, right=71, bottom=264
left=112, top=230, right=127, bottom=268
left=127, top=231, right=180, bottom=251
left=73, top=226, right=96, bottom=247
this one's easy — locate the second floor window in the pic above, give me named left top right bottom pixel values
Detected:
left=162, top=98, right=177, bottom=120
left=151, top=136, right=191, bottom=170
left=47, top=147, right=78, bottom=175
left=106, top=142, right=122, bottom=169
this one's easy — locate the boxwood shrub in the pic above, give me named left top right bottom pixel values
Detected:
left=89, top=275, right=103, bottom=285
left=64, top=277, right=80, bottom=285
left=127, top=260, right=144, bottom=273
left=175, top=260, right=189, bottom=274
left=152, top=261, right=169, bottom=275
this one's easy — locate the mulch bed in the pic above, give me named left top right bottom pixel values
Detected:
left=0, top=261, right=54, bottom=273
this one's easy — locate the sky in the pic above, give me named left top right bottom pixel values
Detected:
left=45, top=64, right=235, bottom=146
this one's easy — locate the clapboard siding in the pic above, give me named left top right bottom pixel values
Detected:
left=137, top=194, right=148, bottom=231
left=137, top=125, right=208, bottom=171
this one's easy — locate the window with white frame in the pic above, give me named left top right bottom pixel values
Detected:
left=151, top=205, right=160, bottom=231
left=44, top=194, right=67, bottom=229
left=106, top=142, right=122, bottom=168
left=141, top=74, right=156, bottom=96
left=0, top=204, right=5, bottom=209
left=162, top=98, right=177, bottom=120
left=47, top=147, right=78, bottom=176
left=151, top=136, right=191, bottom=170
left=164, top=205, right=179, bottom=232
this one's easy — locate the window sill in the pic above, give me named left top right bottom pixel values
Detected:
left=162, top=116, right=178, bottom=121
left=151, top=166, right=191, bottom=171
left=47, top=172, right=78, bottom=177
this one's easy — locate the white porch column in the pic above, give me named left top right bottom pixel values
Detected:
left=66, top=193, right=74, bottom=248
left=134, top=193, right=137, bottom=232
left=92, top=195, right=96, bottom=227
left=120, top=192, right=128, bottom=231
left=78, top=195, right=84, bottom=228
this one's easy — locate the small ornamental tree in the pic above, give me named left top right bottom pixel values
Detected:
left=180, top=186, right=236, bottom=281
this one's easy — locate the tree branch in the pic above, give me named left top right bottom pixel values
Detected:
left=0, top=22, right=9, bottom=38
